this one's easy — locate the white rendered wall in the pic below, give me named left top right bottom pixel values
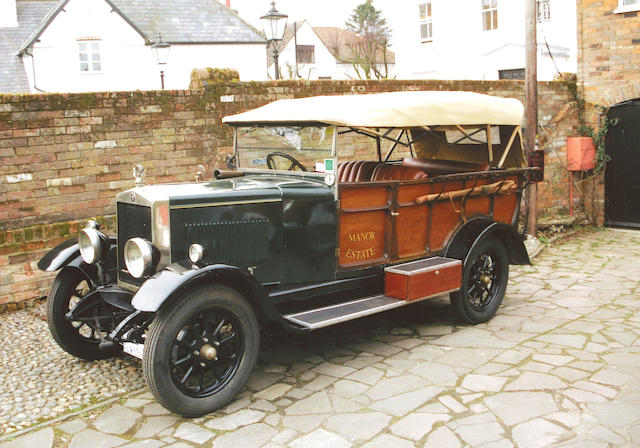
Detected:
left=0, top=0, right=18, bottom=27
left=23, top=0, right=266, bottom=93
left=384, top=0, right=576, bottom=81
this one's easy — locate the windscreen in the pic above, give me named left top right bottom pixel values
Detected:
left=236, top=126, right=334, bottom=172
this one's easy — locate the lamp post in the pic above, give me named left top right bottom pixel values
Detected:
left=151, top=34, right=171, bottom=89
left=260, top=1, right=288, bottom=80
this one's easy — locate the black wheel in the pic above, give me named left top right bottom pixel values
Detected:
left=450, top=237, right=509, bottom=324
left=46, top=269, right=123, bottom=360
left=266, top=152, right=307, bottom=171
left=143, top=285, right=259, bottom=417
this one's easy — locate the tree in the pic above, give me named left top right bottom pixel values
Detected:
left=345, top=1, right=391, bottom=79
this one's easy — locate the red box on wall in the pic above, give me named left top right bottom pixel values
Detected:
left=567, top=136, right=596, bottom=171
left=385, top=257, right=462, bottom=301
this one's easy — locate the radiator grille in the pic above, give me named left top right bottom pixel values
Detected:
left=184, top=219, right=269, bottom=264
left=117, top=202, right=152, bottom=286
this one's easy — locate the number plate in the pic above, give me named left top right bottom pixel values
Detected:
left=122, top=342, right=144, bottom=359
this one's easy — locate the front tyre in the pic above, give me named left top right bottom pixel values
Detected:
left=450, top=237, right=509, bottom=324
left=143, top=285, right=259, bottom=417
left=46, top=269, right=122, bottom=360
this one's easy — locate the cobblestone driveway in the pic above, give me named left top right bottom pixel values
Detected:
left=1, top=229, right=640, bottom=447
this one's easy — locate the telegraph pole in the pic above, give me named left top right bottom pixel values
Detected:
left=525, top=0, right=538, bottom=236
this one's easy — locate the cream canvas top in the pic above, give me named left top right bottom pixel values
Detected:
left=223, top=91, right=524, bottom=127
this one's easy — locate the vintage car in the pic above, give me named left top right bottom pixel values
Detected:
left=38, top=91, right=533, bottom=416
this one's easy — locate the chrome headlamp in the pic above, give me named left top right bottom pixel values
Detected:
left=78, top=222, right=109, bottom=264
left=124, top=238, right=158, bottom=278
left=188, top=243, right=205, bottom=263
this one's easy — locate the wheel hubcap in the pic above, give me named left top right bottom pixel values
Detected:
left=467, top=252, right=499, bottom=312
left=200, top=344, right=217, bottom=361
left=170, top=307, right=243, bottom=398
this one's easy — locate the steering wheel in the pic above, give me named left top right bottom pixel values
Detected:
left=266, top=152, right=307, bottom=171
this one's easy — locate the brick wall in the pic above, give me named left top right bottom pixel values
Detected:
left=577, top=0, right=640, bottom=111
left=576, top=0, right=640, bottom=224
left=0, top=80, right=580, bottom=309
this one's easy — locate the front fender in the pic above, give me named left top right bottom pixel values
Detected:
left=37, top=236, right=117, bottom=287
left=131, top=262, right=281, bottom=323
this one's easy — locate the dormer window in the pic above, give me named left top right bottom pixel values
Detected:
left=78, top=40, right=102, bottom=73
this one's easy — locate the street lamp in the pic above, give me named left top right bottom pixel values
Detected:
left=260, top=1, right=288, bottom=80
left=151, top=34, right=171, bottom=89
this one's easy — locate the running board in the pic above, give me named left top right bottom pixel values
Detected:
left=283, top=255, right=462, bottom=330
left=283, top=295, right=406, bottom=330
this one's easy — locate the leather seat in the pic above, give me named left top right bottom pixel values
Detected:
left=337, top=161, right=383, bottom=182
left=354, top=161, right=382, bottom=181
left=371, top=164, right=428, bottom=181
left=338, top=161, right=427, bottom=182
left=402, top=158, right=489, bottom=175
left=337, top=161, right=356, bottom=182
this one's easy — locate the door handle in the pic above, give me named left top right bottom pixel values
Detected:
left=390, top=211, right=399, bottom=217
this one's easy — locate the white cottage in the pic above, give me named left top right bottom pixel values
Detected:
left=0, top=0, right=266, bottom=93
left=269, top=20, right=395, bottom=80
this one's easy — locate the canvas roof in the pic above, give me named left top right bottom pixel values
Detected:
left=223, top=91, right=524, bottom=127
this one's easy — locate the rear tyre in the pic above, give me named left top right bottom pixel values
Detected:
left=143, top=285, right=259, bottom=417
left=450, top=237, right=509, bottom=324
left=46, top=269, right=122, bottom=360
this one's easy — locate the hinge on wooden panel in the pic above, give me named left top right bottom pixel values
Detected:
left=335, top=248, right=340, bottom=258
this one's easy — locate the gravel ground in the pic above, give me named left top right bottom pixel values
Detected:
left=0, top=302, right=144, bottom=435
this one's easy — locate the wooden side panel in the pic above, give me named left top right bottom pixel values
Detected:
left=341, top=186, right=388, bottom=210
left=493, top=177, right=519, bottom=224
left=339, top=210, right=387, bottom=268
left=397, top=183, right=432, bottom=206
left=337, top=172, right=522, bottom=271
left=464, top=196, right=491, bottom=217
left=429, top=201, right=460, bottom=252
left=396, top=205, right=428, bottom=258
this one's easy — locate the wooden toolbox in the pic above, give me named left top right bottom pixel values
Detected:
left=385, top=257, right=462, bottom=301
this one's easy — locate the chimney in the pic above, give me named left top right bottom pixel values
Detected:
left=0, top=0, right=18, bottom=28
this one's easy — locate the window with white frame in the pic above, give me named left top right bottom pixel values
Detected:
left=296, top=45, right=315, bottom=64
left=537, top=0, right=551, bottom=22
left=482, top=0, right=498, bottom=31
left=615, top=0, right=640, bottom=12
left=419, top=2, right=433, bottom=42
left=78, top=40, right=102, bottom=73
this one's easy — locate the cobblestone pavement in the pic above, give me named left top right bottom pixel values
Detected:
left=0, top=304, right=144, bottom=434
left=1, top=228, right=640, bottom=447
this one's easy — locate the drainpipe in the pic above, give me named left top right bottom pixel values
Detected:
left=294, top=22, right=300, bottom=78
left=24, top=48, right=46, bottom=93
